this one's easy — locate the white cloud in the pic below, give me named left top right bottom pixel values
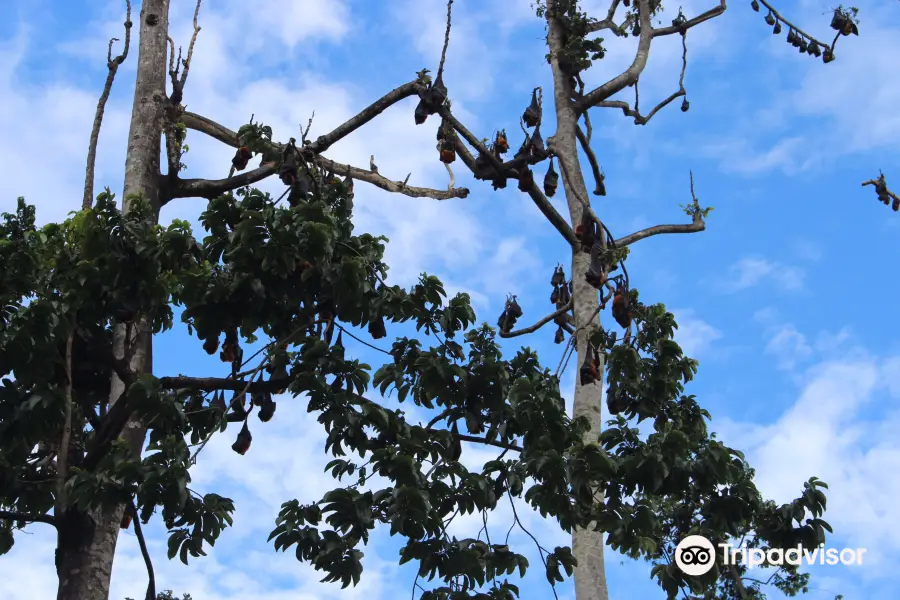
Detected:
left=670, top=308, right=722, bottom=357
left=714, top=353, right=900, bottom=570
left=718, top=256, right=805, bottom=293
left=764, top=324, right=813, bottom=370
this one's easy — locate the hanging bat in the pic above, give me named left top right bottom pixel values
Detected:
left=232, top=146, right=252, bottom=171
left=202, top=335, right=220, bottom=355
left=579, top=346, right=600, bottom=386
left=554, top=326, right=565, bottom=344
left=544, top=159, right=559, bottom=197
left=518, top=167, right=534, bottom=192
left=574, top=208, right=596, bottom=252
left=231, top=421, right=252, bottom=455
left=279, top=151, right=299, bottom=185
left=606, top=384, right=628, bottom=416
left=611, top=284, right=632, bottom=329
left=584, top=242, right=605, bottom=289
left=558, top=280, right=571, bottom=305
left=368, top=315, right=387, bottom=339
left=258, top=395, right=276, bottom=422
left=551, top=265, right=565, bottom=287
left=494, top=130, right=509, bottom=155
left=530, top=125, right=545, bottom=155
left=523, top=89, right=540, bottom=128
left=594, top=172, right=607, bottom=196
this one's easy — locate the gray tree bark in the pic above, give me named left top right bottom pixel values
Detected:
left=545, top=12, right=611, bottom=600
left=55, top=2, right=169, bottom=599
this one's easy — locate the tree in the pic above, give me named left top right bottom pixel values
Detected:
left=1, top=1, right=869, bottom=600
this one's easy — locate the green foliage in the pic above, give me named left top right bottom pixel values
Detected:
left=0, top=153, right=831, bottom=599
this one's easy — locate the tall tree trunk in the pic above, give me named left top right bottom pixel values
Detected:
left=546, top=14, right=611, bottom=600
left=55, top=2, right=170, bottom=599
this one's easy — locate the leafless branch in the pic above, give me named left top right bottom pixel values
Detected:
left=177, top=102, right=470, bottom=201
left=613, top=171, right=706, bottom=246
left=582, top=109, right=593, bottom=145
left=316, top=157, right=469, bottom=200
left=577, top=0, right=654, bottom=111
left=589, top=31, right=689, bottom=125
left=167, top=0, right=203, bottom=106
left=0, top=510, right=57, bottom=528
left=575, top=125, right=604, bottom=195
left=82, top=0, right=132, bottom=210
left=437, top=108, right=576, bottom=244
left=755, top=0, right=839, bottom=53
left=499, top=301, right=573, bottom=338
left=186, top=80, right=425, bottom=156
left=164, top=162, right=278, bottom=201
left=585, top=0, right=634, bottom=36
left=309, top=80, right=425, bottom=154
left=301, top=111, right=315, bottom=143
left=129, top=502, right=156, bottom=600
left=437, top=0, right=454, bottom=81
left=651, top=1, right=727, bottom=38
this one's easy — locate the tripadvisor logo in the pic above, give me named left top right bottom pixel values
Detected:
left=674, top=535, right=867, bottom=577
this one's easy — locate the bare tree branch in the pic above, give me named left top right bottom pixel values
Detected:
left=613, top=171, right=706, bottom=246
left=588, top=31, right=689, bottom=126
left=437, top=0, right=454, bottom=81
left=650, top=1, right=727, bottom=38
left=753, top=0, right=839, bottom=53
left=164, top=162, right=277, bottom=201
left=585, top=0, right=635, bottom=35
left=499, top=301, right=573, bottom=339
left=82, top=0, right=132, bottom=210
left=127, top=502, right=156, bottom=600
left=577, top=0, right=654, bottom=112
left=176, top=104, right=469, bottom=201
left=167, top=0, right=203, bottom=106
left=181, top=111, right=239, bottom=146
left=613, top=220, right=704, bottom=246
left=437, top=108, right=577, bottom=245
left=309, top=80, right=426, bottom=154
left=575, top=125, right=604, bottom=195
left=315, top=157, right=469, bottom=200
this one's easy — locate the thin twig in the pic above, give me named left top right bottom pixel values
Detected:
left=301, top=111, right=315, bottom=143
left=82, top=0, right=132, bottom=210
left=437, top=0, right=454, bottom=81
left=129, top=502, right=156, bottom=600
left=575, top=125, right=603, bottom=196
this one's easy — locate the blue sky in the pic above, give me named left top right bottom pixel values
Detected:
left=1, top=0, right=899, bottom=599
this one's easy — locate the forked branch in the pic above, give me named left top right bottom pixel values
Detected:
left=82, top=0, right=132, bottom=210
left=437, top=109, right=576, bottom=245
left=588, top=26, right=689, bottom=125
left=651, top=1, right=727, bottom=38
left=174, top=80, right=470, bottom=201
left=613, top=171, right=706, bottom=246
left=499, top=301, right=573, bottom=339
